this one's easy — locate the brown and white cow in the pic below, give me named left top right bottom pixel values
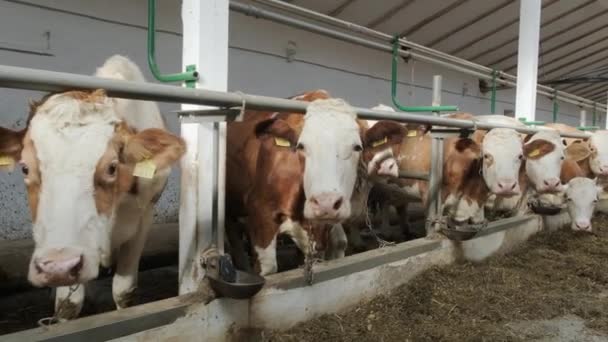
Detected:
left=226, top=90, right=366, bottom=275
left=0, top=55, right=185, bottom=319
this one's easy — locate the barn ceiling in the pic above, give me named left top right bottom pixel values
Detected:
left=282, top=0, right=608, bottom=105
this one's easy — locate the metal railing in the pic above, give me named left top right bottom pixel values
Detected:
left=0, top=64, right=591, bottom=139
left=238, top=0, right=607, bottom=113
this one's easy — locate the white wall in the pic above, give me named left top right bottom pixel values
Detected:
left=0, top=0, right=600, bottom=239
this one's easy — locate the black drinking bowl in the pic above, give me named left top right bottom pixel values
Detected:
left=529, top=202, right=562, bottom=216
left=443, top=218, right=486, bottom=241
left=207, top=270, right=265, bottom=299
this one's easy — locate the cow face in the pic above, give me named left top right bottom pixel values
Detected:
left=564, top=177, right=601, bottom=232
left=253, top=116, right=304, bottom=224
left=1, top=90, right=185, bottom=287
left=481, top=128, right=523, bottom=195
left=589, top=131, right=608, bottom=176
left=524, top=131, right=564, bottom=193
left=362, top=120, right=407, bottom=178
left=299, top=99, right=362, bottom=222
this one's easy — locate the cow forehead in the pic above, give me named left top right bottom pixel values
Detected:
left=301, top=99, right=360, bottom=141
left=483, top=129, right=521, bottom=153
left=567, top=178, right=598, bottom=197
left=29, top=92, right=119, bottom=172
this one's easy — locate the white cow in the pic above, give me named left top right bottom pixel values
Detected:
left=301, top=99, right=363, bottom=221
left=564, top=177, right=601, bottom=232
left=0, top=55, right=185, bottom=319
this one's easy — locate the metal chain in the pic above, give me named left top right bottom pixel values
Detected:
left=364, top=204, right=395, bottom=248
left=38, top=284, right=81, bottom=327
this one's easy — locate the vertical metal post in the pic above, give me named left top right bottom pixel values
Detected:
left=179, top=0, right=229, bottom=295
left=426, top=75, right=444, bottom=236
left=580, top=108, right=587, bottom=127
left=606, top=91, right=608, bottom=129
left=514, top=0, right=541, bottom=123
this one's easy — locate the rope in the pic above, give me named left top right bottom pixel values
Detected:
left=38, top=284, right=81, bottom=327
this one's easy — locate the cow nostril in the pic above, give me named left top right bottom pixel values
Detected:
left=498, top=183, right=504, bottom=189
left=310, top=197, right=319, bottom=206
left=510, top=182, right=516, bottom=190
left=333, top=197, right=343, bottom=211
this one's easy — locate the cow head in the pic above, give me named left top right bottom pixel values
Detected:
left=524, top=130, right=565, bottom=193
left=0, top=90, right=185, bottom=287
left=588, top=130, right=608, bottom=176
left=362, top=120, right=407, bottom=178
left=481, top=128, right=523, bottom=195
left=299, top=99, right=362, bottom=222
left=564, top=177, right=601, bottom=232
left=253, top=115, right=305, bottom=226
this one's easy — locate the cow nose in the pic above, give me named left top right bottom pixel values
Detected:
left=497, top=180, right=517, bottom=193
left=574, top=220, right=591, bottom=231
left=309, top=193, right=344, bottom=218
left=34, top=253, right=83, bottom=286
left=543, top=178, right=561, bottom=191
left=378, top=158, right=398, bottom=177
left=600, top=165, right=608, bottom=175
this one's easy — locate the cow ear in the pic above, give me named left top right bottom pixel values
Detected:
left=0, top=126, right=26, bottom=167
left=564, top=141, right=591, bottom=162
left=363, top=120, right=407, bottom=149
left=121, top=127, right=186, bottom=170
left=523, top=139, right=556, bottom=160
left=254, top=118, right=298, bottom=147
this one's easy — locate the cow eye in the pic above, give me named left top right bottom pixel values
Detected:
left=296, top=143, right=305, bottom=151
left=560, top=155, right=565, bottom=160
left=107, top=161, right=118, bottom=176
left=566, top=197, right=573, bottom=202
left=21, top=164, right=29, bottom=176
left=354, top=144, right=363, bottom=152
left=518, top=154, right=523, bottom=160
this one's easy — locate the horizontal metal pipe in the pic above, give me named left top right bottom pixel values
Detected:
left=240, top=0, right=606, bottom=112
left=398, top=170, right=430, bottom=181
left=0, top=64, right=590, bottom=139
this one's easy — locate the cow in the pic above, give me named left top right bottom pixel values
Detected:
left=226, top=90, right=366, bottom=275
left=0, top=55, right=186, bottom=319
left=563, top=177, right=602, bottom=232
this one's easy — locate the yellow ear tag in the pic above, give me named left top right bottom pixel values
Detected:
left=407, top=130, right=418, bottom=137
left=0, top=155, right=14, bottom=166
left=0, top=155, right=15, bottom=171
left=133, top=159, right=157, bottom=179
left=274, top=137, right=291, bottom=147
left=528, top=149, right=540, bottom=157
left=371, top=137, right=388, bottom=148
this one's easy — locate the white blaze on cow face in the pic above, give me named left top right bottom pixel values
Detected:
left=524, top=130, right=564, bottom=193
left=26, top=92, right=120, bottom=287
left=589, top=131, right=608, bottom=176
left=300, top=99, right=362, bottom=222
left=481, top=128, right=523, bottom=196
left=565, top=177, right=601, bottom=232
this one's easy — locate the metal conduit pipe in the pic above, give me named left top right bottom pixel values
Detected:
left=239, top=1, right=606, bottom=112
left=0, top=64, right=590, bottom=139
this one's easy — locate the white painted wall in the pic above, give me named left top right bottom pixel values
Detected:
left=0, top=0, right=597, bottom=239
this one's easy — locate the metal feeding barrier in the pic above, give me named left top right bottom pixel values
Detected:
left=0, top=0, right=603, bottom=340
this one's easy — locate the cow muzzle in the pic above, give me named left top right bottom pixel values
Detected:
left=537, top=178, right=563, bottom=193
left=367, top=149, right=398, bottom=178
left=572, top=220, right=592, bottom=232
left=305, top=192, right=350, bottom=222
left=493, top=179, right=520, bottom=196
left=29, top=248, right=86, bottom=287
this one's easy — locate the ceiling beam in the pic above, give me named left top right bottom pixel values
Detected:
left=366, top=0, right=416, bottom=29
left=503, top=22, right=608, bottom=73
left=447, top=0, right=559, bottom=55
left=399, top=0, right=470, bottom=37
left=327, top=0, right=358, bottom=17
left=472, top=0, right=597, bottom=64
left=426, top=0, right=512, bottom=47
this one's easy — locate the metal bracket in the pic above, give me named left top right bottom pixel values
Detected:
left=176, top=108, right=241, bottom=123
